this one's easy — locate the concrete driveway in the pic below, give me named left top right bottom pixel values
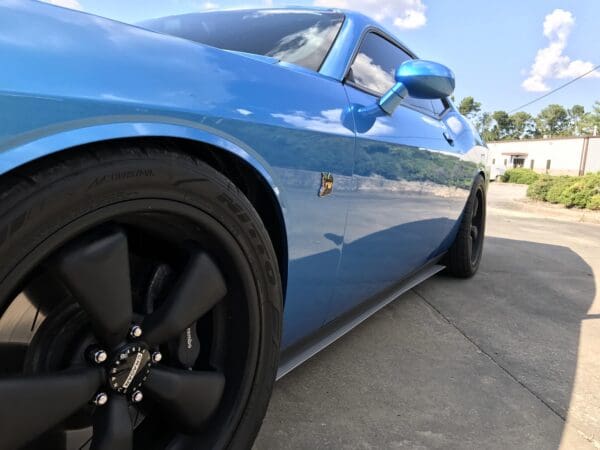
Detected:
left=255, top=183, right=600, bottom=449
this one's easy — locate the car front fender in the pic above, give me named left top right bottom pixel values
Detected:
left=0, top=118, right=289, bottom=223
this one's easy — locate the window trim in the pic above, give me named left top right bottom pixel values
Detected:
left=342, top=27, right=418, bottom=81
left=316, top=14, right=346, bottom=73
left=343, top=27, right=450, bottom=118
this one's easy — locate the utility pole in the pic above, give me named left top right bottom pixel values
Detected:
left=579, top=137, right=590, bottom=175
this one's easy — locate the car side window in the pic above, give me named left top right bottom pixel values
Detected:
left=141, top=11, right=345, bottom=72
left=346, top=32, right=441, bottom=116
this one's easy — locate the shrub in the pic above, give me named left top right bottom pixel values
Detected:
left=587, top=194, right=600, bottom=210
left=525, top=172, right=600, bottom=209
left=559, top=180, right=589, bottom=208
left=545, top=176, right=577, bottom=204
left=583, top=173, right=600, bottom=210
left=502, top=168, right=540, bottom=185
left=527, top=175, right=554, bottom=201
left=558, top=173, right=600, bottom=208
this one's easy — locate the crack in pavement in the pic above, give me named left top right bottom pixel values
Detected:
left=411, top=287, right=567, bottom=423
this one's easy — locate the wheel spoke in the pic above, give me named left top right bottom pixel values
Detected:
left=0, top=368, right=103, bottom=450
left=90, top=394, right=133, bottom=450
left=144, top=366, right=225, bottom=432
left=472, top=195, right=479, bottom=220
left=56, top=228, right=133, bottom=347
left=471, top=225, right=479, bottom=241
left=143, top=252, right=227, bottom=345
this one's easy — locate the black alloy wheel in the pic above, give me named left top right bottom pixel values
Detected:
left=445, top=174, right=486, bottom=278
left=0, top=144, right=282, bottom=450
left=469, top=187, right=484, bottom=265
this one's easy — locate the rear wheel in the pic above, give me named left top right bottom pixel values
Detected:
left=445, top=174, right=486, bottom=278
left=0, top=144, right=282, bottom=450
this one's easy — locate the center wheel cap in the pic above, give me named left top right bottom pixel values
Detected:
left=107, top=344, right=152, bottom=394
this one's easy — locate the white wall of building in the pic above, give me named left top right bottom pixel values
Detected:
left=586, top=138, right=600, bottom=173
left=487, top=137, right=600, bottom=178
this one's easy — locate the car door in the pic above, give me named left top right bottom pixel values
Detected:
left=210, top=65, right=355, bottom=351
left=327, top=31, right=471, bottom=320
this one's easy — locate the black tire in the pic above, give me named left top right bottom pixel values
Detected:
left=445, top=174, right=486, bottom=278
left=0, top=143, right=282, bottom=450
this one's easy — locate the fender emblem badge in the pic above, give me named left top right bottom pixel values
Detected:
left=318, top=172, right=334, bottom=197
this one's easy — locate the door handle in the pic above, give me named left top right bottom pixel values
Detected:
left=443, top=131, right=455, bottom=146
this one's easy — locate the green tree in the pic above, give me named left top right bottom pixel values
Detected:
left=536, top=104, right=569, bottom=137
left=510, top=111, right=537, bottom=139
left=568, top=105, right=586, bottom=135
left=491, top=110, right=515, bottom=140
left=458, top=96, right=482, bottom=119
left=456, top=96, right=600, bottom=140
left=477, top=112, right=495, bottom=141
left=581, top=101, right=600, bottom=136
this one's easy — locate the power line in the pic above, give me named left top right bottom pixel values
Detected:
left=509, top=64, right=600, bottom=113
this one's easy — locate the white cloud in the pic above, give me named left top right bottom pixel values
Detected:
left=272, top=109, right=393, bottom=135
left=201, top=1, right=218, bottom=9
left=393, top=6, right=426, bottom=29
left=350, top=53, right=394, bottom=93
left=313, top=0, right=427, bottom=30
left=199, top=0, right=276, bottom=11
left=522, top=9, right=599, bottom=92
left=39, top=0, right=82, bottom=10
left=266, top=22, right=341, bottom=69
left=272, top=109, right=351, bottom=135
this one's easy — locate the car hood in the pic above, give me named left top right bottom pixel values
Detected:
left=0, top=2, right=313, bottom=150
left=0, top=2, right=279, bottom=105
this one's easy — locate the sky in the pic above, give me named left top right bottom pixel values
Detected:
left=41, top=0, right=600, bottom=117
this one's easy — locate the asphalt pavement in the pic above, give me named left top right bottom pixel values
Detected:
left=255, top=183, right=600, bottom=450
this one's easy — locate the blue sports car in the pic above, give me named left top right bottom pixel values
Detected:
left=0, top=2, right=487, bottom=449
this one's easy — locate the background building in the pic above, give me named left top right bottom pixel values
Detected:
left=488, top=136, right=600, bottom=179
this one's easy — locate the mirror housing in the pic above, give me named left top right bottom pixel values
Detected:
left=379, top=60, right=455, bottom=115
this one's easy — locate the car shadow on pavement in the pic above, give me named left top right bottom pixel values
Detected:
left=257, top=235, right=595, bottom=449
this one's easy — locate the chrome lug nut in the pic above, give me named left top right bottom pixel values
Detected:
left=151, top=351, right=162, bottom=363
left=131, top=390, right=143, bottom=403
left=94, top=392, right=108, bottom=406
left=129, top=325, right=143, bottom=338
left=92, top=349, right=108, bottom=364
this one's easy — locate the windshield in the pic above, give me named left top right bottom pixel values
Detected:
left=140, top=10, right=344, bottom=72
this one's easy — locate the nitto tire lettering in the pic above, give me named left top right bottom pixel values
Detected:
left=89, top=169, right=154, bottom=189
left=217, top=192, right=277, bottom=286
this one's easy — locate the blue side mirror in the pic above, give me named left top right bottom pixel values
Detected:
left=379, top=60, right=455, bottom=115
